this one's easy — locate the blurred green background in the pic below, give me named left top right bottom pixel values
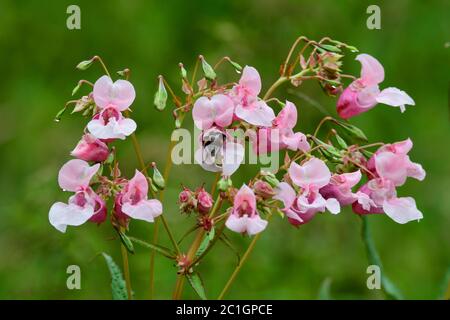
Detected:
left=0, top=0, right=448, bottom=300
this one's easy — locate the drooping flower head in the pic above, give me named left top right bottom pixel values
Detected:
left=231, top=66, right=275, bottom=127
left=337, top=54, right=415, bottom=119
left=367, top=138, right=425, bottom=186
left=49, top=159, right=106, bottom=232
left=320, top=170, right=362, bottom=206
left=352, top=177, right=423, bottom=224
left=114, top=170, right=163, bottom=224
left=71, top=133, right=110, bottom=162
left=275, top=158, right=340, bottom=227
left=225, top=184, right=268, bottom=236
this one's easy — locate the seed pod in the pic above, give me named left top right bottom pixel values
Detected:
left=154, top=76, right=168, bottom=111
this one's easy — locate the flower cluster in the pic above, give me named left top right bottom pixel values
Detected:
left=50, top=73, right=162, bottom=233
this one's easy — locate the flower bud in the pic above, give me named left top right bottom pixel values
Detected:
left=178, top=187, right=196, bottom=214
left=71, top=134, right=109, bottom=162
left=253, top=180, right=275, bottom=199
left=196, top=187, right=213, bottom=215
left=154, top=76, right=168, bottom=111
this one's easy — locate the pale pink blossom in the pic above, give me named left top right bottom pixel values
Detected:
left=49, top=160, right=106, bottom=232
left=225, top=184, right=268, bottom=235
left=320, top=170, right=362, bottom=206
left=352, top=178, right=423, bottom=224
left=87, top=106, right=137, bottom=140
left=192, top=94, right=234, bottom=130
left=288, top=157, right=332, bottom=191
left=71, top=133, right=109, bottom=162
left=337, top=54, right=415, bottom=119
left=194, top=127, right=244, bottom=176
left=114, top=170, right=163, bottom=223
left=93, top=75, right=136, bottom=111
left=367, top=138, right=426, bottom=186
left=252, top=101, right=310, bottom=154
left=231, top=66, right=275, bottom=126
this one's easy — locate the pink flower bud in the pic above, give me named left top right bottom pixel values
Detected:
left=253, top=180, right=275, bottom=199
left=178, top=188, right=192, bottom=203
left=196, top=188, right=213, bottom=215
left=71, top=134, right=109, bottom=162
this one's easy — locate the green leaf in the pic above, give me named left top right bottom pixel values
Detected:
left=102, top=253, right=128, bottom=300
left=200, top=56, right=216, bottom=81
left=128, top=236, right=176, bottom=259
left=76, top=58, right=94, bottom=70
left=186, top=272, right=207, bottom=300
left=117, top=230, right=135, bottom=254
left=361, top=216, right=403, bottom=299
left=154, top=76, right=168, bottom=111
left=317, top=277, right=332, bottom=300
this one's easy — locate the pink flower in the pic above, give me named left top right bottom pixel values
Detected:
left=367, top=138, right=426, bottom=186
left=87, top=106, right=137, bottom=140
left=337, top=54, right=415, bottom=119
left=71, top=133, right=109, bottom=162
left=196, top=187, right=213, bottom=214
left=87, top=75, right=137, bottom=140
left=114, top=170, right=163, bottom=223
left=252, top=101, right=310, bottom=154
left=352, top=178, right=423, bottom=224
left=192, top=94, right=234, bottom=130
left=93, top=75, right=136, bottom=111
left=194, top=127, right=244, bottom=176
left=231, top=66, right=275, bottom=126
left=288, top=157, right=332, bottom=192
left=225, top=184, right=268, bottom=235
left=49, top=159, right=106, bottom=232
left=275, top=158, right=340, bottom=226
left=320, top=170, right=362, bottom=206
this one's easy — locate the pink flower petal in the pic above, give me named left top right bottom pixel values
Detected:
left=49, top=201, right=95, bottom=233
left=239, top=66, right=262, bottom=95
left=122, top=199, right=163, bottom=223
left=376, top=87, right=415, bottom=112
left=246, top=215, right=268, bottom=235
left=275, top=101, right=297, bottom=129
left=274, top=182, right=296, bottom=209
left=222, top=141, right=245, bottom=176
left=58, top=159, right=100, bottom=192
left=225, top=214, right=248, bottom=234
left=235, top=100, right=275, bottom=127
left=382, top=197, right=423, bottom=224
left=288, top=157, right=331, bottom=189
left=356, top=54, right=385, bottom=86
left=192, top=94, right=234, bottom=130
left=93, top=75, right=136, bottom=111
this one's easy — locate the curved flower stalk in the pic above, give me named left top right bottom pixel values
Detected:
left=50, top=36, right=426, bottom=300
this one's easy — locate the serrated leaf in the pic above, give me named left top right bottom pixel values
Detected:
left=154, top=77, right=168, bottom=111
left=102, top=253, right=128, bottom=300
left=317, top=277, right=332, bottom=300
left=186, top=272, right=207, bottom=300
left=200, top=57, right=216, bottom=81
left=128, top=236, right=176, bottom=259
left=361, top=216, right=403, bottom=299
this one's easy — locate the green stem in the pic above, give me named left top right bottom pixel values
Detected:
left=217, top=217, right=269, bottom=300
left=120, top=237, right=133, bottom=300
